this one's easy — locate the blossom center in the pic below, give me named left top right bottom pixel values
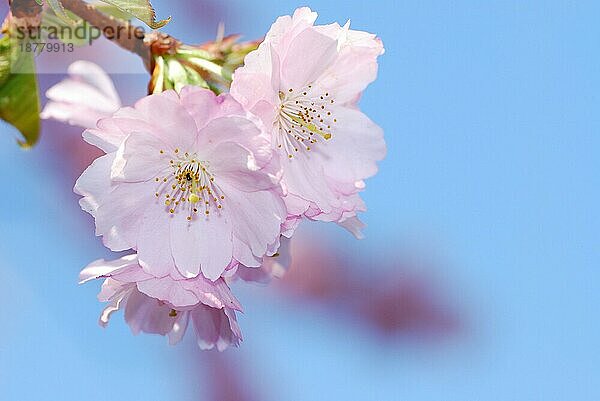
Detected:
left=276, top=85, right=337, bottom=158
left=154, top=149, right=225, bottom=221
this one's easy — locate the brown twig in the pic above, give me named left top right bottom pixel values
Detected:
left=60, top=0, right=152, bottom=69
left=8, top=0, right=43, bottom=29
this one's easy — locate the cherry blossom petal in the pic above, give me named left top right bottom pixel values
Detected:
left=74, top=153, right=114, bottom=216
left=124, top=290, right=178, bottom=336
left=314, top=106, right=386, bottom=182
left=137, top=207, right=176, bottom=278
left=94, top=181, right=149, bottom=251
left=236, top=237, right=292, bottom=283
left=280, top=27, right=338, bottom=89
left=191, top=305, right=241, bottom=351
left=179, top=87, right=245, bottom=129
left=132, top=91, right=199, bottom=150
left=79, top=254, right=138, bottom=284
left=136, top=277, right=199, bottom=308
left=281, top=151, right=337, bottom=213
left=170, top=212, right=233, bottom=280
left=220, top=182, right=286, bottom=264
left=207, top=142, right=276, bottom=192
left=230, top=44, right=280, bottom=120
left=317, top=24, right=385, bottom=104
left=179, top=277, right=242, bottom=311
left=168, top=311, right=190, bottom=345
left=111, top=132, right=172, bottom=183
left=41, top=61, right=121, bottom=128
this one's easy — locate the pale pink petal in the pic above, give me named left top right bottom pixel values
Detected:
left=41, top=102, right=108, bottom=129
left=207, top=142, right=276, bottom=192
left=81, top=107, right=142, bottom=152
left=79, top=254, right=138, bottom=284
left=136, top=277, right=199, bottom=308
left=124, top=289, right=179, bottom=336
left=74, top=153, right=114, bottom=216
left=98, top=278, right=131, bottom=303
left=316, top=25, right=384, bottom=104
left=230, top=44, right=280, bottom=123
left=179, top=92, right=275, bottom=171
left=191, top=305, right=241, bottom=351
left=314, top=106, right=385, bottom=182
left=281, top=214, right=302, bottom=238
left=168, top=311, right=190, bottom=345
left=281, top=151, right=338, bottom=213
left=97, top=280, right=134, bottom=326
left=137, top=207, right=177, bottom=278
left=337, top=216, right=366, bottom=239
left=66, top=61, right=120, bottom=107
left=170, top=211, right=233, bottom=280
left=99, top=290, right=129, bottom=327
left=180, top=277, right=243, bottom=311
left=179, top=87, right=245, bottom=129
left=266, top=7, right=318, bottom=51
left=132, top=91, right=199, bottom=150
left=94, top=181, right=150, bottom=251
left=283, top=193, right=311, bottom=216
left=280, top=27, right=338, bottom=89
left=111, top=132, right=171, bottom=183
left=41, top=61, right=121, bottom=128
left=198, top=116, right=272, bottom=173
left=236, top=237, right=292, bottom=283
left=219, top=182, right=286, bottom=265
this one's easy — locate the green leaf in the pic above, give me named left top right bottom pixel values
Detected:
left=165, top=57, right=208, bottom=92
left=182, top=65, right=209, bottom=90
left=165, top=57, right=186, bottom=92
left=91, top=2, right=133, bottom=21
left=181, top=55, right=223, bottom=77
left=46, top=0, right=79, bottom=25
left=0, top=36, right=41, bottom=148
left=41, top=8, right=90, bottom=45
left=98, top=0, right=170, bottom=29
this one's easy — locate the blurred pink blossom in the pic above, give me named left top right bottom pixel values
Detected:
left=41, top=61, right=121, bottom=128
left=277, top=236, right=462, bottom=339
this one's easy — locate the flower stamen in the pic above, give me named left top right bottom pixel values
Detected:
left=154, top=151, right=225, bottom=221
left=276, top=85, right=337, bottom=158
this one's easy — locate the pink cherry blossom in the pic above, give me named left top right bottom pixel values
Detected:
left=75, top=87, right=287, bottom=280
left=41, top=61, right=121, bottom=128
left=230, top=7, right=386, bottom=237
left=80, top=254, right=243, bottom=350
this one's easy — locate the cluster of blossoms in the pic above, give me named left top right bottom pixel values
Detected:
left=43, top=8, right=385, bottom=350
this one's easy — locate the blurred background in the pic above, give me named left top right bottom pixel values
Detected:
left=1, top=1, right=599, bottom=400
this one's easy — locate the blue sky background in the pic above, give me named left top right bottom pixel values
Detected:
left=1, top=1, right=599, bottom=400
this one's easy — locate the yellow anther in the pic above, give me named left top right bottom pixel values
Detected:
left=189, top=193, right=200, bottom=203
